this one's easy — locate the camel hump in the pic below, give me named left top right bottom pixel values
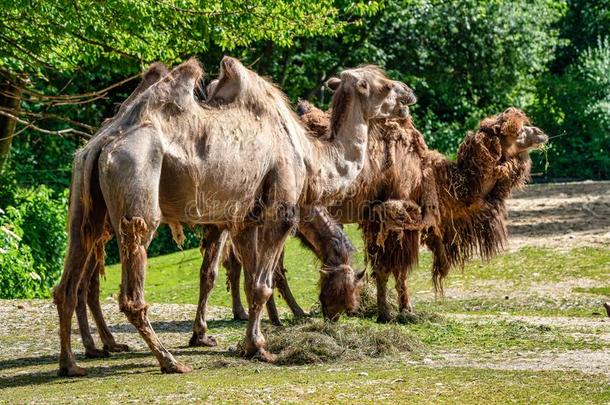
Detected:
left=143, top=62, right=169, bottom=84
left=171, top=58, right=204, bottom=83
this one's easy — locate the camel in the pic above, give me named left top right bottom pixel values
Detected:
left=215, top=104, right=548, bottom=323
left=54, top=56, right=415, bottom=376
left=70, top=63, right=172, bottom=359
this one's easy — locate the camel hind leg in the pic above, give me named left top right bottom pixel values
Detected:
left=190, top=226, right=229, bottom=347
left=226, top=248, right=248, bottom=321
left=100, top=130, right=189, bottom=374
left=273, top=252, right=307, bottom=318
left=114, top=215, right=190, bottom=373
left=54, top=196, right=89, bottom=376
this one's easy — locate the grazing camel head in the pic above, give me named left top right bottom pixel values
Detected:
left=325, top=66, right=417, bottom=124
left=478, top=107, right=548, bottom=157
left=319, top=265, right=365, bottom=321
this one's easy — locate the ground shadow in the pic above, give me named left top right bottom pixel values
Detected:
left=0, top=347, right=238, bottom=390
left=107, top=318, right=246, bottom=334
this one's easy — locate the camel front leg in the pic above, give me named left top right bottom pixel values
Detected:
left=190, top=226, right=229, bottom=347
left=118, top=217, right=191, bottom=374
left=76, top=264, right=109, bottom=359
left=233, top=206, right=296, bottom=362
left=374, top=269, right=392, bottom=323
left=394, top=268, right=413, bottom=314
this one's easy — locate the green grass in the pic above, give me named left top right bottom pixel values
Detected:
left=2, top=359, right=609, bottom=403
left=2, top=227, right=609, bottom=403
left=100, top=225, right=610, bottom=317
left=573, top=286, right=610, bottom=297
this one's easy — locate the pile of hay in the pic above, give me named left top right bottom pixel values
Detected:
left=260, top=319, right=422, bottom=365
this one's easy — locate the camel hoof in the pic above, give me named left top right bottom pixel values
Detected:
left=270, top=319, right=283, bottom=327
left=248, top=348, right=277, bottom=363
left=189, top=333, right=218, bottom=347
left=57, top=365, right=87, bottom=377
left=293, top=310, right=309, bottom=319
left=85, top=347, right=110, bottom=358
left=161, top=362, right=192, bottom=374
left=104, top=343, right=130, bottom=353
left=376, top=313, right=393, bottom=324
left=233, top=311, right=248, bottom=321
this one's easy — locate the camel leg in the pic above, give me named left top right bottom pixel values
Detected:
left=55, top=169, right=97, bottom=377
left=54, top=230, right=89, bottom=376
left=76, top=264, right=109, bottom=359
left=273, top=253, right=307, bottom=318
left=266, top=294, right=282, bottom=326
left=374, top=269, right=392, bottom=323
left=226, top=249, right=248, bottom=321
left=233, top=205, right=296, bottom=362
left=394, top=268, right=413, bottom=313
left=87, top=263, right=130, bottom=353
left=114, top=216, right=190, bottom=373
left=190, top=226, right=229, bottom=347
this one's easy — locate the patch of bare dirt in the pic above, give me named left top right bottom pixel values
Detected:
left=507, top=180, right=610, bottom=250
left=432, top=349, right=610, bottom=377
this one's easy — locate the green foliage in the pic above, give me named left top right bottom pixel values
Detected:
left=534, top=38, right=610, bottom=178
left=0, top=181, right=67, bottom=298
left=0, top=208, right=43, bottom=298
left=371, top=0, right=565, bottom=154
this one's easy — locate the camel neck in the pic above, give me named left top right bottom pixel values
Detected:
left=308, top=101, right=368, bottom=204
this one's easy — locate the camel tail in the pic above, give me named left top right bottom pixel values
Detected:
left=78, top=137, right=110, bottom=274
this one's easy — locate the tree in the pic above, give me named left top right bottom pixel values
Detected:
left=0, top=0, right=381, bottom=170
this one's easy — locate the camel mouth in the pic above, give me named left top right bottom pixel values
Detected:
left=517, top=126, right=549, bottom=150
left=398, top=105, right=411, bottom=118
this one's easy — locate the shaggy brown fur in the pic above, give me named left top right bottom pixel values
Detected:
left=247, top=104, right=546, bottom=322
left=423, top=108, right=541, bottom=293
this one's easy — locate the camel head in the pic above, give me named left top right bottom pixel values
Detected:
left=326, top=66, right=417, bottom=122
left=319, top=265, right=365, bottom=321
left=479, top=107, right=548, bottom=158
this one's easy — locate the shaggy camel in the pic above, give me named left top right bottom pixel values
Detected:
left=217, top=104, right=548, bottom=323
left=54, top=56, right=415, bottom=376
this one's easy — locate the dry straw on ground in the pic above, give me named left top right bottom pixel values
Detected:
left=263, top=319, right=423, bottom=365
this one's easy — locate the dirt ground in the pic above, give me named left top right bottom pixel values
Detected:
left=507, top=180, right=610, bottom=250
left=0, top=181, right=608, bottom=400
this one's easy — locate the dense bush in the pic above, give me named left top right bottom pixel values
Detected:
left=0, top=181, right=67, bottom=298
left=534, top=38, right=610, bottom=178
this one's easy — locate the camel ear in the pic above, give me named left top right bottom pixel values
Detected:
left=356, top=79, right=370, bottom=96
left=325, top=77, right=341, bottom=92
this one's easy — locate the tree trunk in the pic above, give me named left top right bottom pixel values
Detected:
left=0, top=78, right=24, bottom=172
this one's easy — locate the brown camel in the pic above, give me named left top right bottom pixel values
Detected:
left=218, top=104, right=548, bottom=323
left=54, top=56, right=415, bottom=376
left=72, top=62, right=170, bottom=359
